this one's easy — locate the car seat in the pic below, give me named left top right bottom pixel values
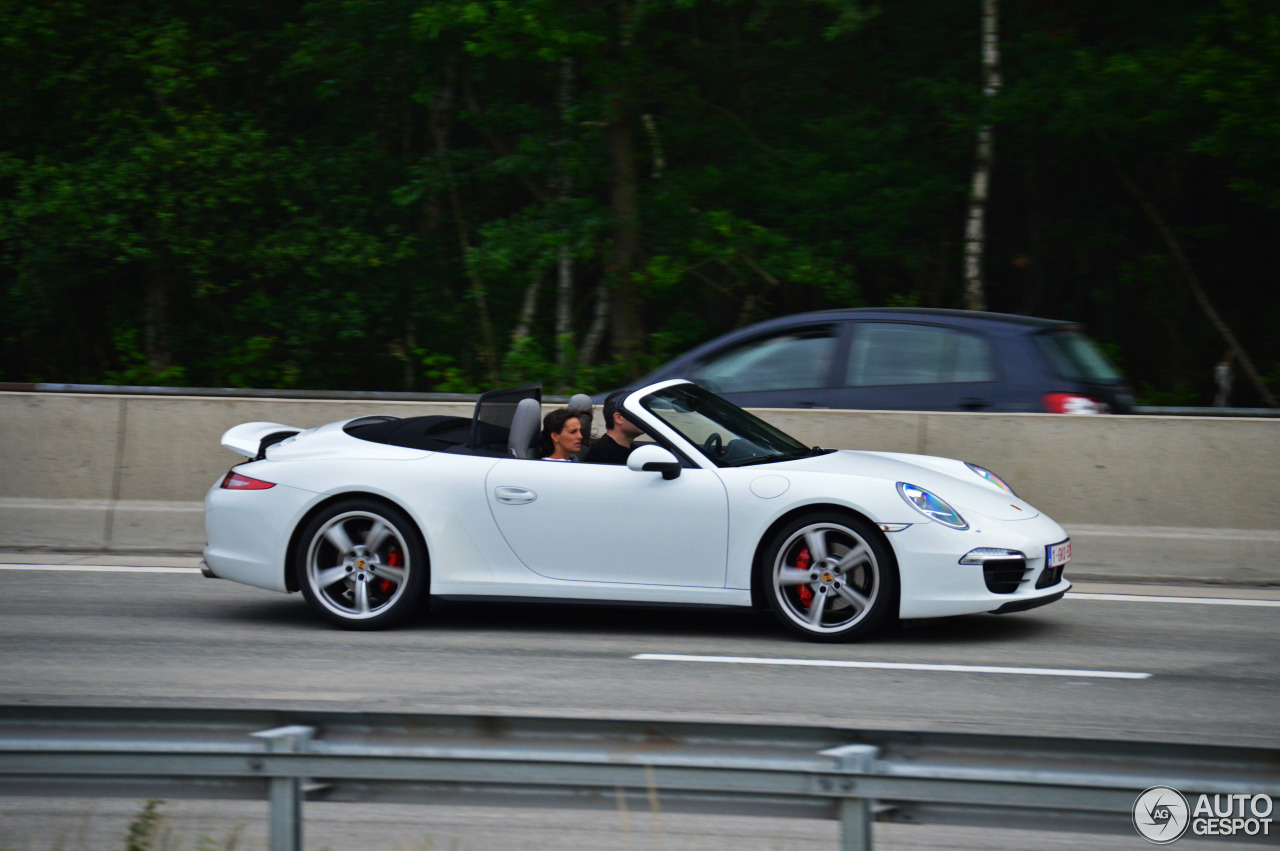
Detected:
left=507, top=397, right=542, bottom=459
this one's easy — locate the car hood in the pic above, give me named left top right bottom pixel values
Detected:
left=771, top=449, right=1039, bottom=521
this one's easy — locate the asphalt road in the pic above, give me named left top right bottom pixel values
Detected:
left=1, top=559, right=1277, bottom=849
left=2, top=563, right=1279, bottom=743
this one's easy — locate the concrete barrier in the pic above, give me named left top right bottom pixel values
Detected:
left=2, top=392, right=1277, bottom=585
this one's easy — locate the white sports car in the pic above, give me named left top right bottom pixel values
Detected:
left=203, top=379, right=1071, bottom=641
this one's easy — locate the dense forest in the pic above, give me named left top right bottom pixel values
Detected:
left=1, top=0, right=1278, bottom=405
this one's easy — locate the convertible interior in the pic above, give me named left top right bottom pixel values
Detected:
left=343, top=384, right=595, bottom=460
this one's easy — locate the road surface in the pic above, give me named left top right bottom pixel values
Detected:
left=0, top=556, right=1276, bottom=850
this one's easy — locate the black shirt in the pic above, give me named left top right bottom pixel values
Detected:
left=583, top=434, right=633, bottom=465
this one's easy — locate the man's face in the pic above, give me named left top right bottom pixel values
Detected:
left=615, top=410, right=644, bottom=438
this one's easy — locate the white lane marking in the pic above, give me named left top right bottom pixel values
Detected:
left=633, top=654, right=1151, bottom=679
left=0, top=565, right=200, bottom=574
left=1068, top=592, right=1280, bottom=608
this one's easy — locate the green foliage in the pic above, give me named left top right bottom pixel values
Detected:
left=104, top=329, right=188, bottom=386
left=0, top=0, right=1278, bottom=404
left=193, top=823, right=245, bottom=851
left=1137, top=380, right=1201, bottom=407
left=419, top=353, right=479, bottom=393
left=124, top=800, right=164, bottom=851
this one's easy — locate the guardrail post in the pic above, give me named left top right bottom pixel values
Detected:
left=820, top=744, right=879, bottom=851
left=252, top=725, right=315, bottom=851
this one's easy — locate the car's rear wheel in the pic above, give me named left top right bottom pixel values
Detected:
left=295, top=498, right=427, bottom=629
left=761, top=512, right=897, bottom=642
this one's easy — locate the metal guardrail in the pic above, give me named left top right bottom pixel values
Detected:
left=1, top=707, right=1277, bottom=850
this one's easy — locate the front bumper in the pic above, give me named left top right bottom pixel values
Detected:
left=892, top=512, right=1072, bottom=620
left=990, top=588, right=1069, bottom=614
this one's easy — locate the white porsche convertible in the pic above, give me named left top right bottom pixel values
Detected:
left=203, top=380, right=1071, bottom=641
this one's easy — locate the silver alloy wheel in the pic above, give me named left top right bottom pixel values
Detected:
left=304, top=510, right=411, bottom=621
left=772, top=521, right=879, bottom=635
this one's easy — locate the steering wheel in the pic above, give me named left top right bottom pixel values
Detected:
left=701, top=432, right=725, bottom=458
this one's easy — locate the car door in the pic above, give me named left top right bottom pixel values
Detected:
left=829, top=321, right=1002, bottom=411
left=484, top=458, right=730, bottom=587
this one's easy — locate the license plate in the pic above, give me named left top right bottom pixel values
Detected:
left=1047, top=539, right=1072, bottom=568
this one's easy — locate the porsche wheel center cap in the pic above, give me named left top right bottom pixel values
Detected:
left=355, top=558, right=366, bottom=569
left=821, top=571, right=835, bottom=583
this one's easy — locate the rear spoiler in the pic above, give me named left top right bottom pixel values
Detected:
left=221, top=422, right=302, bottom=460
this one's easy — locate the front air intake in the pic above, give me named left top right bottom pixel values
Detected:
left=982, top=557, right=1028, bottom=594
left=1036, top=565, right=1065, bottom=589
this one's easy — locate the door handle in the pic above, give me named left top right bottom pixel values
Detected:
left=495, top=486, right=537, bottom=505
left=958, top=397, right=991, bottom=411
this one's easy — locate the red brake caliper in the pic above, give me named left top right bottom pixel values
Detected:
left=795, top=547, right=813, bottom=607
left=379, top=550, right=399, bottom=594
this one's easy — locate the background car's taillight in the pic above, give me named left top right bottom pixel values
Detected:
left=220, top=471, right=275, bottom=490
left=1042, top=393, right=1109, bottom=414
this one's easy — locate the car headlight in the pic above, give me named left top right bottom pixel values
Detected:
left=965, top=462, right=1015, bottom=496
left=896, top=482, right=968, bottom=530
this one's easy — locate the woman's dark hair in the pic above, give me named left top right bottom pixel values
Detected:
left=538, top=408, right=580, bottom=458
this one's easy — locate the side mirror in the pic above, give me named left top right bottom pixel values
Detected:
left=627, top=444, right=681, bottom=480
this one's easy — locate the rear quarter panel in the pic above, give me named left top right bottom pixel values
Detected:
left=236, top=452, right=531, bottom=591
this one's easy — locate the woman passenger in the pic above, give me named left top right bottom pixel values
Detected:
left=539, top=409, right=583, bottom=461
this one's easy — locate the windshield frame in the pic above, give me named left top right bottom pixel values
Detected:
left=637, top=382, right=816, bottom=468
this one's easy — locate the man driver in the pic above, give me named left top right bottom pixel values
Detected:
left=583, top=390, right=644, bottom=464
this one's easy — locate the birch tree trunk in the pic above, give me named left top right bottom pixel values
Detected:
left=511, top=277, right=541, bottom=345
left=963, top=0, right=1001, bottom=311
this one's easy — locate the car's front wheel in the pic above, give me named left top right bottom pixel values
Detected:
left=761, top=512, right=897, bottom=642
left=295, top=498, right=428, bottom=629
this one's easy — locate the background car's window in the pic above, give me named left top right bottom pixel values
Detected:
left=846, top=323, right=995, bottom=386
left=691, top=328, right=835, bottom=393
left=1035, top=331, right=1122, bottom=382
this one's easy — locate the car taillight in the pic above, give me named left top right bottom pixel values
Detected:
left=220, top=471, right=276, bottom=490
left=1042, top=393, right=1109, bottom=415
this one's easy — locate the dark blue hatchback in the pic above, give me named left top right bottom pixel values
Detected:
left=621, top=308, right=1133, bottom=413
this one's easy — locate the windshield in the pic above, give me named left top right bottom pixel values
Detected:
left=640, top=383, right=817, bottom=467
left=1035, top=330, right=1123, bottom=382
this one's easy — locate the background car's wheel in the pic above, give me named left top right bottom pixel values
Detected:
left=295, top=498, right=427, bottom=629
left=761, top=511, right=897, bottom=642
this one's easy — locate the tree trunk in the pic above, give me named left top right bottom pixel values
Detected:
left=145, top=260, right=172, bottom=373
left=511, top=276, right=542, bottom=346
left=963, top=0, right=1001, bottom=311
left=429, top=69, right=499, bottom=384
left=555, top=57, right=575, bottom=374
left=403, top=318, right=416, bottom=391
left=605, top=102, right=643, bottom=371
left=579, top=280, right=610, bottom=368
